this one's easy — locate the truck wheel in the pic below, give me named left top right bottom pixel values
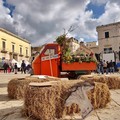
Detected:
left=86, top=71, right=91, bottom=75
left=77, top=75, right=81, bottom=79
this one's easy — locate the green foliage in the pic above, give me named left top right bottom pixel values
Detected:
left=62, top=48, right=72, bottom=63
left=56, top=34, right=96, bottom=63
left=56, top=34, right=66, bottom=46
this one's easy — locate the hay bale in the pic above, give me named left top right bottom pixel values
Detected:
left=106, top=76, right=120, bottom=89
left=80, top=75, right=105, bottom=82
left=24, top=80, right=110, bottom=120
left=87, top=82, right=110, bottom=109
left=7, top=76, right=60, bottom=99
left=80, top=75, right=120, bottom=89
left=24, top=82, right=57, bottom=120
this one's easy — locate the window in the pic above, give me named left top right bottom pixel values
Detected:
left=74, top=45, right=76, bottom=50
left=104, top=47, right=112, bottom=53
left=12, top=44, right=14, bottom=52
left=20, top=47, right=22, bottom=54
left=44, top=49, right=55, bottom=56
left=2, top=41, right=6, bottom=50
left=105, top=32, right=109, bottom=38
left=26, top=49, right=28, bottom=56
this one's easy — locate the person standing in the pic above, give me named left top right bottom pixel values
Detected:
left=97, top=62, right=100, bottom=74
left=100, top=60, right=104, bottom=74
left=103, top=60, right=107, bottom=73
left=26, top=64, right=33, bottom=75
left=109, top=60, right=114, bottom=73
left=3, top=62, right=8, bottom=73
left=21, top=60, right=26, bottom=74
left=106, top=61, right=110, bottom=74
left=14, top=63, right=18, bottom=74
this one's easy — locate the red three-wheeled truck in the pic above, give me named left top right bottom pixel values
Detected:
left=32, top=43, right=97, bottom=79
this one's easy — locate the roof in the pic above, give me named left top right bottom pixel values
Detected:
left=97, top=22, right=120, bottom=29
left=0, top=28, right=30, bottom=44
left=86, top=41, right=97, bottom=43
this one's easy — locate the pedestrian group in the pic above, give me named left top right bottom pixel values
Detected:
left=97, top=60, right=117, bottom=74
left=2, top=60, right=32, bottom=74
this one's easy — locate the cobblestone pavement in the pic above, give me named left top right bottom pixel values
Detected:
left=0, top=73, right=120, bottom=120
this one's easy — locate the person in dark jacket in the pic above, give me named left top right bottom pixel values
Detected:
left=106, top=61, right=110, bottom=74
left=109, top=60, right=114, bottom=73
left=3, top=62, right=9, bottom=73
left=21, top=60, right=26, bottom=74
left=14, top=63, right=18, bottom=74
left=100, top=60, right=104, bottom=74
left=26, top=64, right=33, bottom=75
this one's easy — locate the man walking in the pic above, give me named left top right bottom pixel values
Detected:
left=21, top=60, right=26, bottom=74
left=109, top=60, right=114, bottom=73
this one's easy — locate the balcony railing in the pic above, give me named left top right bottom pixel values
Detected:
left=25, top=55, right=29, bottom=58
left=1, top=48, right=7, bottom=53
left=19, top=54, right=24, bottom=57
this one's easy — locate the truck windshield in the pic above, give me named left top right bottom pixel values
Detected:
left=39, top=45, right=45, bottom=54
left=44, top=49, right=55, bottom=56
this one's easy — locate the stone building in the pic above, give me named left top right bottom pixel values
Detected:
left=0, top=28, right=31, bottom=62
left=96, top=22, right=120, bottom=61
left=86, top=41, right=99, bottom=54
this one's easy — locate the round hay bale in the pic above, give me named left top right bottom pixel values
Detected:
left=80, top=75, right=120, bottom=89
left=24, top=80, right=110, bottom=120
left=7, top=76, right=60, bottom=99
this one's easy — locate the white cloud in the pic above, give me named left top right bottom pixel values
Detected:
left=90, top=0, right=108, bottom=5
left=98, top=2, right=120, bottom=24
left=0, top=0, right=16, bottom=32
left=0, top=0, right=120, bottom=46
left=6, top=0, right=90, bottom=46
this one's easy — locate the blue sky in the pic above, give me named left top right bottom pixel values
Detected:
left=3, top=0, right=15, bottom=17
left=86, top=2, right=105, bottom=18
left=1, top=0, right=120, bottom=46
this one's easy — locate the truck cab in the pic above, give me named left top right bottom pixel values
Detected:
left=32, top=43, right=61, bottom=77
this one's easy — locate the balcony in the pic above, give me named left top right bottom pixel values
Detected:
left=25, top=55, right=29, bottom=58
left=9, top=52, right=12, bottom=55
left=1, top=48, right=7, bottom=53
left=19, top=54, right=24, bottom=57
left=9, top=52, right=18, bottom=55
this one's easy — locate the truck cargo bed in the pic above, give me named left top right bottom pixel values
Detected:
left=62, top=62, right=96, bottom=71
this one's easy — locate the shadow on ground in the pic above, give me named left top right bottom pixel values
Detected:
left=0, top=83, right=8, bottom=88
left=0, top=106, right=27, bottom=120
left=0, top=94, right=10, bottom=101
